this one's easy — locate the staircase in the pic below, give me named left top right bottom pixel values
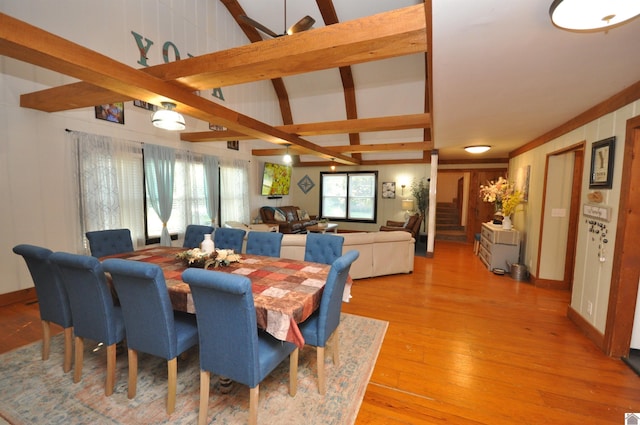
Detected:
left=436, top=202, right=466, bottom=242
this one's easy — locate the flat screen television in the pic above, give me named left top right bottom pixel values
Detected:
left=261, top=162, right=292, bottom=196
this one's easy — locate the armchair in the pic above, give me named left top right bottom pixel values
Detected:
left=379, top=213, right=422, bottom=239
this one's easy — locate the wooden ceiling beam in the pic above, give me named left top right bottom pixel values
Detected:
left=252, top=141, right=433, bottom=156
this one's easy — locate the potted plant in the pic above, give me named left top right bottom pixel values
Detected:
left=411, top=177, right=430, bottom=236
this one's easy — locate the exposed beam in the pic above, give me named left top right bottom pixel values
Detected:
left=0, top=12, right=359, bottom=165
left=19, top=4, right=427, bottom=113
left=252, top=141, right=433, bottom=156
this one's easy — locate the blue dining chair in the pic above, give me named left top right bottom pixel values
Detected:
left=183, top=224, right=214, bottom=249
left=304, top=232, right=345, bottom=265
left=12, top=244, right=73, bottom=373
left=86, top=228, right=134, bottom=258
left=102, top=259, right=199, bottom=414
left=213, top=227, right=246, bottom=253
left=299, top=249, right=359, bottom=394
left=182, top=268, right=298, bottom=425
left=245, top=231, right=283, bottom=257
left=49, top=252, right=126, bottom=396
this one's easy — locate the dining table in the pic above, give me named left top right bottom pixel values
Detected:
left=102, top=246, right=351, bottom=348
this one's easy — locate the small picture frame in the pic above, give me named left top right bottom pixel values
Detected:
left=589, top=137, right=615, bottom=189
left=133, top=100, right=156, bottom=111
left=382, top=182, right=396, bottom=199
left=227, top=140, right=239, bottom=150
left=95, top=102, right=124, bottom=124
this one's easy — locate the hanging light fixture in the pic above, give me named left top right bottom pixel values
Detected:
left=151, top=102, right=186, bottom=131
left=549, top=0, right=640, bottom=32
left=283, top=144, right=292, bottom=164
left=330, top=158, right=336, bottom=171
left=464, top=145, right=491, bottom=154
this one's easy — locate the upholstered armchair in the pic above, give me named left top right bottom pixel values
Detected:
left=379, top=213, right=422, bottom=239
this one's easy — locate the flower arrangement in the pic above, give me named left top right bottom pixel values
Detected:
left=501, top=190, right=523, bottom=217
left=479, top=176, right=522, bottom=216
left=176, top=248, right=241, bottom=269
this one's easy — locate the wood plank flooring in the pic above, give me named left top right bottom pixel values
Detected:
left=1, top=240, right=638, bottom=424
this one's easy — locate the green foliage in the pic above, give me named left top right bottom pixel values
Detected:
left=411, top=178, right=430, bottom=214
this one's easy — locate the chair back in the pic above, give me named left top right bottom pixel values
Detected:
left=316, top=250, right=359, bottom=343
left=102, top=259, right=189, bottom=360
left=183, top=224, right=215, bottom=248
left=213, top=227, right=246, bottom=253
left=86, top=228, right=134, bottom=258
left=182, top=269, right=263, bottom=387
left=246, top=231, right=283, bottom=257
left=12, top=244, right=72, bottom=328
left=49, top=252, right=125, bottom=345
left=304, top=232, right=345, bottom=265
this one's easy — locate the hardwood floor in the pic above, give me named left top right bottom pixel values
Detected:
left=2, top=241, right=638, bottom=424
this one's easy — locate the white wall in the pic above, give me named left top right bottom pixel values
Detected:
left=510, top=101, right=640, bottom=333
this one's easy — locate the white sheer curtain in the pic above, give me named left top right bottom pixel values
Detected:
left=203, top=155, right=220, bottom=227
left=144, top=144, right=176, bottom=246
left=70, top=131, right=145, bottom=252
left=220, top=159, right=250, bottom=226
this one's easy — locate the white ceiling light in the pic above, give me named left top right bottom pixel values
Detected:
left=151, top=102, right=186, bottom=131
left=464, top=145, right=491, bottom=154
left=549, top=0, right=640, bottom=32
left=283, top=144, right=292, bottom=164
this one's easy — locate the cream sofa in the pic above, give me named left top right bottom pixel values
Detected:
left=280, top=231, right=415, bottom=279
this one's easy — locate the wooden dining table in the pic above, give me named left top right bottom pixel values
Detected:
left=102, top=246, right=351, bottom=348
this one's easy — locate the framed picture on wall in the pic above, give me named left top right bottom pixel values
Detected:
left=589, top=137, right=615, bottom=189
left=382, top=182, right=396, bottom=199
left=95, top=103, right=124, bottom=124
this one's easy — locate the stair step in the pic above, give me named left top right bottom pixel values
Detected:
left=437, top=224, right=465, bottom=231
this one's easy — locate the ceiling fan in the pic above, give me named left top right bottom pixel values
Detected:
left=239, top=0, right=315, bottom=38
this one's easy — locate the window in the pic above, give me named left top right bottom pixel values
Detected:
left=319, top=171, right=377, bottom=222
left=219, top=159, right=250, bottom=226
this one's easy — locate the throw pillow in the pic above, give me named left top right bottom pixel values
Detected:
left=297, top=209, right=310, bottom=221
left=274, top=209, right=287, bottom=222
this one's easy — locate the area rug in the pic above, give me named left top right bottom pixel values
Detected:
left=0, top=313, right=387, bottom=425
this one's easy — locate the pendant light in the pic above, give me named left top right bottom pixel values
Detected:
left=151, top=102, right=186, bottom=131
left=549, top=0, right=640, bottom=32
left=283, top=144, right=292, bottom=164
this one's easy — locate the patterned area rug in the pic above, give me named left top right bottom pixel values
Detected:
left=0, top=313, right=386, bottom=425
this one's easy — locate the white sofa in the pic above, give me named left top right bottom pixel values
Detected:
left=280, top=231, right=415, bottom=279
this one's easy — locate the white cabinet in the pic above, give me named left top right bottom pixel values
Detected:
left=478, top=222, right=520, bottom=271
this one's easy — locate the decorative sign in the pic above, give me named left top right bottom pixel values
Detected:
left=297, top=175, right=315, bottom=194
left=583, top=204, right=612, bottom=222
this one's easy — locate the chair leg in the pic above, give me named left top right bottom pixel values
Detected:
left=105, top=343, right=116, bottom=396
left=41, top=320, right=51, bottom=361
left=167, top=357, right=177, bottom=414
left=73, top=336, right=84, bottom=383
left=63, top=327, right=73, bottom=373
left=316, top=346, right=326, bottom=395
left=289, top=348, right=298, bottom=396
left=128, top=348, right=138, bottom=399
left=198, top=370, right=210, bottom=425
left=249, top=385, right=259, bottom=425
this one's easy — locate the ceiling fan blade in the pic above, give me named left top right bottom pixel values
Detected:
left=238, top=15, right=282, bottom=38
left=287, top=16, right=315, bottom=35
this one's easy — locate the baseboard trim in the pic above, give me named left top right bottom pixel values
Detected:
left=567, top=304, right=605, bottom=353
left=0, top=287, right=37, bottom=307
left=529, top=275, right=570, bottom=290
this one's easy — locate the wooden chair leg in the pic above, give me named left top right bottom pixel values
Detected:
left=128, top=348, right=138, bottom=399
left=63, top=327, right=73, bottom=373
left=289, top=348, right=298, bottom=396
left=316, top=346, right=326, bottom=395
left=105, top=343, right=116, bottom=396
left=332, top=326, right=340, bottom=367
left=249, top=385, right=259, bottom=425
left=167, top=357, right=177, bottom=414
left=73, top=336, right=84, bottom=383
left=41, top=320, right=51, bottom=361
left=198, top=370, right=210, bottom=425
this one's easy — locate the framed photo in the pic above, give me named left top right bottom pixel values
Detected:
left=133, top=100, right=156, bottom=111
left=589, top=137, right=615, bottom=189
left=382, top=182, right=396, bottom=199
left=95, top=103, right=124, bottom=124
left=227, top=140, right=239, bottom=150
left=515, top=165, right=531, bottom=202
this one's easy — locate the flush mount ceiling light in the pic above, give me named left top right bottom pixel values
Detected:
left=283, top=144, right=292, bottom=164
left=151, top=102, right=185, bottom=131
left=549, top=0, right=640, bottom=32
left=464, top=145, right=491, bottom=154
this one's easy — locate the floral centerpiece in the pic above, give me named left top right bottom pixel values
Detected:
left=176, top=248, right=241, bottom=269
left=480, top=177, right=523, bottom=224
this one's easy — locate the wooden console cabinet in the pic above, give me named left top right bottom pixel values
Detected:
left=478, top=222, right=520, bottom=271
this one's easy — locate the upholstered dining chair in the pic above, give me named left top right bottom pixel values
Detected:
left=182, top=268, right=298, bottom=425
left=304, top=232, right=345, bottom=265
left=102, top=259, right=199, bottom=414
left=49, top=252, right=126, bottom=396
left=12, top=244, right=73, bottom=373
left=245, top=231, right=284, bottom=257
left=86, top=228, right=134, bottom=258
left=183, top=224, right=215, bottom=249
left=298, top=249, right=359, bottom=394
left=213, top=227, right=246, bottom=253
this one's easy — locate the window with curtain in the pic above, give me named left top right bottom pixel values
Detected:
left=319, top=171, right=377, bottom=223
left=219, top=159, right=250, bottom=226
